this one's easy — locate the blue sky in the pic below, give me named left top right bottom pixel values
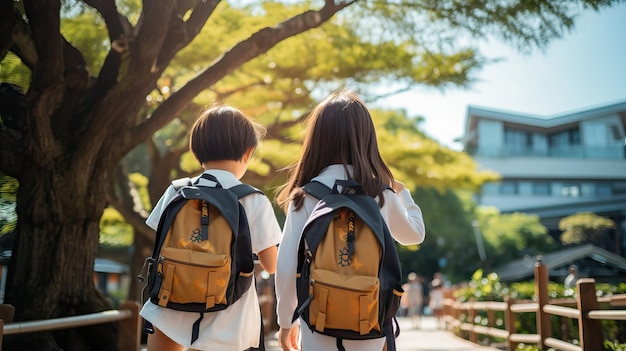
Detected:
left=377, top=3, right=626, bottom=150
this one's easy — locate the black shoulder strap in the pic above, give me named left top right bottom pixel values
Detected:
left=305, top=180, right=393, bottom=199
left=302, top=181, right=332, bottom=200
left=230, top=183, right=263, bottom=199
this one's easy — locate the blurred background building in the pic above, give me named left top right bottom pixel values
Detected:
left=459, top=100, right=626, bottom=259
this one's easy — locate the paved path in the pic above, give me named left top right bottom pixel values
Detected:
left=264, top=316, right=501, bottom=351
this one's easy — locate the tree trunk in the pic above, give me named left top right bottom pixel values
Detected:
left=4, top=166, right=117, bottom=351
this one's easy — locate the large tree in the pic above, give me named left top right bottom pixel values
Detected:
left=0, top=0, right=619, bottom=350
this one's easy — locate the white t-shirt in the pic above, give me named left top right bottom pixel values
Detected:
left=275, top=165, right=426, bottom=351
left=140, top=169, right=282, bottom=350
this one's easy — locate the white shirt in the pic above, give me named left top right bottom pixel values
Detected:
left=275, top=165, right=426, bottom=351
left=140, top=169, right=282, bottom=350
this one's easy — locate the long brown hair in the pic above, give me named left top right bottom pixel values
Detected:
left=276, top=89, right=393, bottom=211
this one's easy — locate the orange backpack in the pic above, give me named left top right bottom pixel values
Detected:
left=141, top=173, right=260, bottom=344
left=295, top=180, right=403, bottom=348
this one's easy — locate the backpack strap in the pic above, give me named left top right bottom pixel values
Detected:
left=302, top=181, right=332, bottom=200
left=304, top=180, right=394, bottom=198
left=230, top=183, right=264, bottom=199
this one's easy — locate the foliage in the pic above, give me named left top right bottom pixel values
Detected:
left=1, top=0, right=622, bottom=348
left=400, top=187, right=482, bottom=283
left=0, top=172, right=18, bottom=235
left=516, top=342, right=626, bottom=351
left=559, top=212, right=616, bottom=245
left=405, top=198, right=555, bottom=284
left=476, top=206, right=557, bottom=270
left=99, top=207, right=133, bottom=247
left=605, top=341, right=626, bottom=351
left=0, top=53, right=30, bottom=88
left=455, top=269, right=509, bottom=302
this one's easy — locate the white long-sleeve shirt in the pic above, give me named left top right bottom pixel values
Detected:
left=275, top=165, right=425, bottom=350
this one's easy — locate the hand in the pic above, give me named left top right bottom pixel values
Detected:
left=392, top=180, right=406, bottom=193
left=278, top=326, right=300, bottom=351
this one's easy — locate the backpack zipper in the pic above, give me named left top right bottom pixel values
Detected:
left=159, top=255, right=227, bottom=268
left=314, top=278, right=375, bottom=293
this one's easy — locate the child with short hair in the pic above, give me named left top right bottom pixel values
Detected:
left=274, top=89, right=426, bottom=351
left=141, top=103, right=281, bottom=351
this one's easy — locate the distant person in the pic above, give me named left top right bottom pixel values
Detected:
left=564, top=264, right=579, bottom=288
left=428, top=278, right=444, bottom=330
left=402, top=272, right=424, bottom=329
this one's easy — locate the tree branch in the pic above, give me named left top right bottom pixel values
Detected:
left=131, top=1, right=355, bottom=145
left=54, top=38, right=89, bottom=134
left=82, top=0, right=127, bottom=41
left=156, top=0, right=220, bottom=68
left=106, top=165, right=152, bottom=239
left=0, top=0, right=16, bottom=60
left=22, top=0, right=64, bottom=165
left=128, top=1, right=175, bottom=75
left=81, top=0, right=129, bottom=104
left=9, top=15, right=38, bottom=69
left=0, top=126, right=24, bottom=178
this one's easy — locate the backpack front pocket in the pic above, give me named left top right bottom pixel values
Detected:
left=309, top=269, right=380, bottom=335
left=157, top=247, right=231, bottom=309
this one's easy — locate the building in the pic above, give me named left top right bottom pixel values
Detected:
left=493, top=244, right=626, bottom=284
left=458, top=100, right=626, bottom=255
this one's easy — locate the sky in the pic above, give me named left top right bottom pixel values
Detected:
left=376, top=3, right=626, bottom=151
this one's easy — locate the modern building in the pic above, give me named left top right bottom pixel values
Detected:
left=458, top=100, right=626, bottom=255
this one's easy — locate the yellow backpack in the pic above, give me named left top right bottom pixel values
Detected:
left=295, top=180, right=403, bottom=348
left=141, top=173, right=260, bottom=344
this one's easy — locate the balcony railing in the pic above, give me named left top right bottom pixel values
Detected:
left=474, top=145, right=625, bottom=159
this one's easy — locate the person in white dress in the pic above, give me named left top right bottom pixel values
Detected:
left=274, top=89, right=426, bottom=351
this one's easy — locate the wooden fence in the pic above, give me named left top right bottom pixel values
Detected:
left=0, top=301, right=141, bottom=351
left=443, top=260, right=626, bottom=351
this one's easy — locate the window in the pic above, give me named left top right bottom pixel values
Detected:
left=614, top=182, right=626, bottom=195
left=481, top=183, right=499, bottom=195
left=610, top=125, right=623, bottom=141
left=533, top=182, right=551, bottom=195
left=505, top=129, right=532, bottom=147
left=500, top=181, right=517, bottom=195
left=596, top=184, right=612, bottom=197
left=549, top=128, right=581, bottom=146
left=561, top=184, right=580, bottom=197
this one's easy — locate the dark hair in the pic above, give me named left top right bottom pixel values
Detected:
left=276, top=88, right=393, bottom=210
left=189, top=103, right=265, bottom=163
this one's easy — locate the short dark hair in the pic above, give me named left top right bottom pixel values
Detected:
left=189, top=103, right=265, bottom=163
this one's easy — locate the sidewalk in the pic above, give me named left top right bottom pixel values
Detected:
left=264, top=316, right=501, bottom=351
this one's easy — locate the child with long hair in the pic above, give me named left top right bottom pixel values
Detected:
left=274, top=89, right=426, bottom=351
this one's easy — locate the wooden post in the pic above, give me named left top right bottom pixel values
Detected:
left=468, top=301, right=477, bottom=343
left=0, top=303, right=14, bottom=351
left=577, top=279, right=603, bottom=351
left=117, top=301, right=141, bottom=351
left=504, top=297, right=517, bottom=351
left=0, top=305, right=15, bottom=323
left=561, top=316, right=569, bottom=341
left=534, top=258, right=551, bottom=350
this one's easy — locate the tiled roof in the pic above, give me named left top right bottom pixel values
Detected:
left=493, top=244, right=626, bottom=282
